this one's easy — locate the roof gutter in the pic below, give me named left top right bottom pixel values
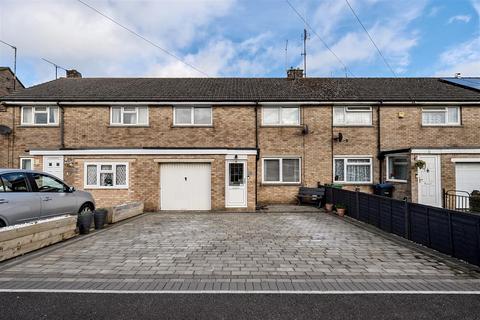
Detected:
left=3, top=100, right=480, bottom=106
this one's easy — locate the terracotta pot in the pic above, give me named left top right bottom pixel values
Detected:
left=336, top=208, right=346, bottom=217
left=325, top=203, right=334, bottom=212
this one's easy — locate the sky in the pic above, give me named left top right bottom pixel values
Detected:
left=0, top=0, right=479, bottom=87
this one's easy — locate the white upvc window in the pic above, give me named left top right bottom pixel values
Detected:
left=422, top=107, right=460, bottom=126
left=386, top=155, right=409, bottom=182
left=21, top=106, right=59, bottom=125
left=262, top=106, right=300, bottom=126
left=334, top=157, right=372, bottom=184
left=173, top=106, right=212, bottom=126
left=84, top=162, right=129, bottom=189
left=20, top=157, right=34, bottom=170
left=110, top=106, right=148, bottom=126
left=262, top=157, right=301, bottom=183
left=333, top=106, right=372, bottom=126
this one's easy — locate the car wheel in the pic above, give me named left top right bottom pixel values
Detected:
left=0, top=220, right=5, bottom=228
left=78, top=203, right=94, bottom=214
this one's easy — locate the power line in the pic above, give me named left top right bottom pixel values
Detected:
left=286, top=0, right=355, bottom=77
left=42, top=58, right=68, bottom=79
left=75, top=0, right=209, bottom=77
left=344, top=0, right=397, bottom=77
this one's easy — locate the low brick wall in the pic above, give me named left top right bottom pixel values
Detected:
left=0, top=215, right=77, bottom=262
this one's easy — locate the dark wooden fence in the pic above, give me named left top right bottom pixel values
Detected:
left=325, top=187, right=480, bottom=267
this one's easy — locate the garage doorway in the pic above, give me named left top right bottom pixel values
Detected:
left=160, top=163, right=211, bottom=210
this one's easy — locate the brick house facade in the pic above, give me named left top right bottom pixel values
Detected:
left=1, top=74, right=479, bottom=211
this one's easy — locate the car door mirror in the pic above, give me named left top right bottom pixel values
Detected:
left=68, top=186, right=75, bottom=193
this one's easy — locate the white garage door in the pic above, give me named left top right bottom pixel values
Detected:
left=160, top=163, right=211, bottom=210
left=456, top=163, right=480, bottom=193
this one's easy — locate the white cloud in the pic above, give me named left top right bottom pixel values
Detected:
left=448, top=15, right=471, bottom=24
left=434, top=37, right=480, bottom=77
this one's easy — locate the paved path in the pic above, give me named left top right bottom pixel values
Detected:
left=1, top=211, right=480, bottom=292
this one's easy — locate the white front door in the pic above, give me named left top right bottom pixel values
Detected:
left=43, top=156, right=64, bottom=180
left=417, top=155, right=441, bottom=207
left=225, top=160, right=247, bottom=208
left=160, top=163, right=211, bottom=210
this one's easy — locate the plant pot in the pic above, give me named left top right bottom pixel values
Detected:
left=94, top=209, right=108, bottom=229
left=336, top=208, right=346, bottom=217
left=78, top=212, right=93, bottom=234
left=325, top=203, right=334, bottom=212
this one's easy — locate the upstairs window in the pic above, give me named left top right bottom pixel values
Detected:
left=334, top=157, right=372, bottom=183
left=333, top=106, right=372, bottom=126
left=262, top=107, right=300, bottom=126
left=21, top=106, right=58, bottom=125
left=386, top=155, right=408, bottom=182
left=111, top=106, right=148, bottom=126
left=174, top=106, right=212, bottom=126
left=422, top=107, right=460, bottom=126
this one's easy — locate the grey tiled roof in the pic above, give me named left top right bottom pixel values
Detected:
left=2, top=77, right=479, bottom=102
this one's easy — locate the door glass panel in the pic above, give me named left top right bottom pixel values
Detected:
left=21, top=158, right=33, bottom=170
left=229, top=163, right=244, bottom=186
left=1, top=172, right=29, bottom=192
left=32, top=173, right=65, bottom=192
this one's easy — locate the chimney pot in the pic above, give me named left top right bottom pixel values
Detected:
left=66, top=69, right=82, bottom=78
left=287, top=68, right=304, bottom=80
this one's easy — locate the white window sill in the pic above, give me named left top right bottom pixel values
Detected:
left=108, top=125, right=150, bottom=128
left=261, top=124, right=302, bottom=127
left=333, top=182, right=373, bottom=185
left=19, top=124, right=59, bottom=127
left=84, top=186, right=129, bottom=190
left=333, top=124, right=374, bottom=127
left=261, top=182, right=301, bottom=186
left=421, top=124, right=461, bottom=127
left=386, top=179, right=408, bottom=183
left=172, top=124, right=213, bottom=127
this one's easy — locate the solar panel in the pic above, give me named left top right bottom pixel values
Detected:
left=442, top=77, right=480, bottom=90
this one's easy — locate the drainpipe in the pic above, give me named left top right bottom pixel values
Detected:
left=330, top=105, right=334, bottom=184
left=377, top=102, right=382, bottom=183
left=11, top=105, right=16, bottom=167
left=255, top=101, right=259, bottom=209
left=59, top=102, right=65, bottom=149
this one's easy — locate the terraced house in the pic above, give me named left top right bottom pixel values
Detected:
left=1, top=70, right=479, bottom=211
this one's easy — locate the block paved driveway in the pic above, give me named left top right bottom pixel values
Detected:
left=1, top=211, right=480, bottom=292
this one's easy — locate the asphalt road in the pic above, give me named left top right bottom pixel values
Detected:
left=1, top=292, right=480, bottom=320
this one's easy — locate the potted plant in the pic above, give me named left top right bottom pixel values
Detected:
left=94, top=208, right=108, bottom=229
left=335, top=203, right=346, bottom=217
left=77, top=210, right=93, bottom=234
left=414, top=160, right=426, bottom=170
left=325, top=203, right=334, bottom=212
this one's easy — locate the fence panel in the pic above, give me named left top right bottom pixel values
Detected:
left=323, top=186, right=480, bottom=267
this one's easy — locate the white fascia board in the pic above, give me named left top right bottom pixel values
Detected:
left=29, top=149, right=257, bottom=156
left=412, top=148, right=480, bottom=154
left=451, top=158, right=480, bottom=163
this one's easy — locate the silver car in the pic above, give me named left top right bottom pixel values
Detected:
left=0, top=169, right=95, bottom=227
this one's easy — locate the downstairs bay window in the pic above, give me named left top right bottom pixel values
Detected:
left=84, top=162, right=128, bottom=189
left=334, top=157, right=372, bottom=184
left=263, top=158, right=301, bottom=183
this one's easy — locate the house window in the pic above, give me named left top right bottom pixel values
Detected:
left=386, top=155, right=408, bottom=182
left=333, top=106, right=372, bottom=126
left=334, top=157, right=372, bottom=183
left=174, top=106, right=212, bottom=126
left=20, top=157, right=34, bottom=170
left=422, top=107, right=460, bottom=126
left=263, top=158, right=301, bottom=183
left=21, top=106, right=58, bottom=125
left=262, top=107, right=300, bottom=126
left=111, top=106, right=148, bottom=125
left=84, top=162, right=128, bottom=189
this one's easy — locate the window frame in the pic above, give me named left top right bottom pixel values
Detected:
left=262, top=157, right=302, bottom=184
left=386, top=154, right=409, bottom=183
left=421, top=107, right=460, bottom=126
left=173, top=106, right=213, bottom=126
left=19, top=157, right=34, bottom=170
left=110, top=106, right=149, bottom=126
left=333, top=106, right=373, bottom=126
left=21, top=106, right=59, bottom=126
left=333, top=156, right=373, bottom=184
left=83, top=162, right=129, bottom=189
left=261, top=106, right=301, bottom=126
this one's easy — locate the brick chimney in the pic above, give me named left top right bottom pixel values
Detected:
left=66, top=69, right=82, bottom=78
left=287, top=68, right=304, bottom=80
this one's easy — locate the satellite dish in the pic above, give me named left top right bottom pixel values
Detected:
left=333, top=132, right=343, bottom=142
left=0, top=125, right=12, bottom=136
